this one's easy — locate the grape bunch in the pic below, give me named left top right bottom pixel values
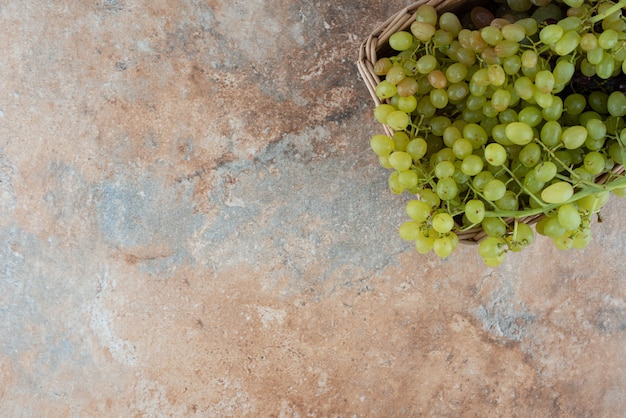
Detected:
left=368, top=0, right=626, bottom=266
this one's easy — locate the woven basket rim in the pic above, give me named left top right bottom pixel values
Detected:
left=356, top=0, right=626, bottom=244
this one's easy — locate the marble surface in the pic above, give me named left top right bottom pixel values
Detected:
left=1, top=0, right=625, bottom=416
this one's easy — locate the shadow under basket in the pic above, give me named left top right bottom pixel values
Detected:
left=357, top=0, right=625, bottom=244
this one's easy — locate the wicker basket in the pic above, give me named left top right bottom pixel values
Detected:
left=357, top=0, right=625, bottom=244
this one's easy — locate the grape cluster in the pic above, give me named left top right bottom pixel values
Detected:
left=369, top=0, right=626, bottom=265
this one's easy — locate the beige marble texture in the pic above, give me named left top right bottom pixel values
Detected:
left=1, top=0, right=625, bottom=416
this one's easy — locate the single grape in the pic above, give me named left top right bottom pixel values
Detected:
left=432, top=212, right=454, bottom=233
left=479, top=236, right=505, bottom=259
left=505, top=121, right=534, bottom=145
left=541, top=181, right=574, bottom=204
left=461, top=154, right=484, bottom=176
left=388, top=151, right=413, bottom=171
left=386, top=110, right=410, bottom=131
left=483, top=179, right=507, bottom=201
left=561, top=125, right=587, bottom=150
left=389, top=31, right=414, bottom=51
left=433, top=235, right=455, bottom=258
left=534, top=161, right=557, bottom=182
left=484, top=143, right=507, bottom=166
left=419, top=188, right=441, bottom=209
left=557, top=203, right=581, bottom=230
left=399, top=221, right=421, bottom=240
left=465, top=199, right=486, bottom=224
left=519, top=143, right=541, bottom=167
left=436, top=177, right=459, bottom=200
left=370, top=134, right=394, bottom=156
left=415, top=229, right=436, bottom=254
left=406, top=200, right=431, bottom=222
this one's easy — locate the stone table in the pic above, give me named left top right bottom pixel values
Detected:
left=1, top=0, right=625, bottom=416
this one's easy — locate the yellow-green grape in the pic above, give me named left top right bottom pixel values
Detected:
left=553, top=234, right=574, bottom=250
left=487, top=64, right=506, bottom=86
left=534, top=70, right=555, bottom=94
left=478, top=236, right=505, bottom=259
left=435, top=160, right=456, bottom=179
left=484, top=143, right=507, bottom=166
left=385, top=64, right=406, bottom=85
left=508, top=222, right=535, bottom=252
left=505, top=121, right=534, bottom=145
left=389, top=31, right=414, bottom=51
left=583, top=151, right=606, bottom=175
left=542, top=96, right=563, bottom=121
left=452, top=138, right=473, bottom=159
left=433, top=234, right=455, bottom=258
left=416, top=96, right=436, bottom=118
left=378, top=155, right=392, bottom=169
left=537, top=216, right=566, bottom=238
left=533, top=90, right=554, bottom=109
left=596, top=52, right=615, bottom=79
left=586, top=119, right=606, bottom=142
left=483, top=179, right=506, bottom=201
left=445, top=62, right=468, bottom=84
left=439, top=12, right=462, bottom=36
left=419, top=188, right=441, bottom=209
left=415, top=228, right=436, bottom=254
left=503, top=55, right=522, bottom=75
left=443, top=126, right=462, bottom=147
left=416, top=54, right=438, bottom=75
left=572, top=228, right=592, bottom=249
left=481, top=26, right=503, bottom=46
left=436, top=177, right=459, bottom=200
left=558, top=16, right=582, bottom=31
left=434, top=29, right=454, bottom=47
left=607, top=92, right=626, bottom=117
left=463, top=123, right=488, bottom=148
left=561, top=125, right=587, bottom=149
left=448, top=82, right=470, bottom=102
left=406, top=137, right=428, bottom=160
left=398, top=170, right=418, bottom=188
left=465, top=199, right=486, bottom=224
left=518, top=106, right=543, bottom=127
left=496, top=190, right=519, bottom=211
left=564, top=93, right=586, bottom=115
left=534, top=161, right=557, bottom=182
left=598, top=29, right=619, bottom=50
left=514, top=76, right=534, bottom=101
left=397, top=95, right=417, bottom=113
left=501, top=23, right=526, bottom=42
left=388, top=151, right=413, bottom=171
left=580, top=32, right=598, bottom=52
left=491, top=89, right=511, bottom=112
left=557, top=203, right=581, bottom=230
left=386, top=110, right=410, bottom=131
left=398, top=221, right=421, bottom=240
left=388, top=171, right=405, bottom=194
left=516, top=18, right=538, bottom=36
left=370, top=134, right=394, bottom=156
left=587, top=47, right=604, bottom=65
left=373, top=57, right=393, bottom=76
left=469, top=30, right=487, bottom=52
left=392, top=132, right=410, bottom=152
left=483, top=253, right=505, bottom=267
left=430, top=88, right=449, bottom=109
left=406, top=200, right=431, bottom=222
left=375, top=80, right=396, bottom=99
left=374, top=104, right=395, bottom=124
left=541, top=181, right=574, bottom=204
left=432, top=212, right=454, bottom=233
left=495, top=40, right=519, bottom=58
left=508, top=0, right=533, bottom=12
left=519, top=143, right=541, bottom=167
left=539, top=24, right=564, bottom=45
left=411, top=21, right=436, bottom=42
left=416, top=4, right=438, bottom=25
left=430, top=116, right=452, bottom=137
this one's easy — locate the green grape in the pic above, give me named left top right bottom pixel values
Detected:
left=396, top=96, right=417, bottom=113
left=481, top=26, right=503, bottom=46
left=583, top=151, right=605, bottom=175
left=541, top=181, right=574, bottom=204
left=554, top=31, right=580, bottom=56
left=439, top=12, right=462, bottom=36
left=398, top=170, right=418, bottom=188
left=429, top=116, right=452, bottom=137
left=389, top=31, right=414, bottom=51
left=572, top=228, right=592, bottom=249
left=392, top=132, right=410, bottom=152
left=587, top=47, right=604, bottom=65
left=496, top=190, right=519, bottom=211
left=501, top=23, right=526, bottom=42
left=607, top=92, right=626, bottom=117
left=516, top=18, right=538, bottom=36
left=507, top=0, right=533, bottom=12
left=488, top=64, right=506, bottom=86
left=443, top=126, right=462, bottom=147
left=502, top=55, right=522, bottom=75
left=433, top=235, right=455, bottom=258
left=508, top=222, right=535, bottom=251
left=514, top=77, right=534, bottom=101
left=495, top=40, right=519, bottom=58
left=461, top=154, right=484, bottom=176
left=388, top=151, right=413, bottom=171
left=499, top=109, right=518, bottom=124
left=419, top=188, right=441, bottom=209
left=539, top=24, right=564, bottom=45
left=561, top=125, right=587, bottom=149
left=596, top=52, right=615, bottom=79
left=436, top=177, right=459, bottom=200
left=491, top=89, right=511, bottom=112
left=588, top=91, right=609, bottom=114
left=376, top=80, right=397, bottom=99
left=552, top=234, right=574, bottom=250
left=411, top=21, right=436, bottom=42
left=479, top=236, right=505, bottom=259
left=492, top=124, right=512, bottom=145
left=598, top=29, right=618, bottom=50
left=523, top=170, right=545, bottom=194
left=448, top=82, right=469, bottom=102
left=534, top=70, right=555, bottom=94
left=585, top=119, right=606, bottom=141
left=557, top=203, right=581, bottom=230
left=463, top=123, right=488, bottom=148
left=373, top=57, right=393, bottom=75
left=374, top=104, right=395, bottom=124
left=378, top=155, right=392, bottom=169
left=430, top=88, right=449, bottom=109
left=432, top=147, right=455, bottom=164
left=398, top=221, right=421, bottom=240
left=452, top=137, right=473, bottom=159
left=558, top=16, right=582, bottom=31
left=533, top=90, right=554, bottom=109
left=518, top=106, right=543, bottom=127
left=534, top=161, right=557, bottom=182
left=406, top=200, right=431, bottom=222
left=388, top=171, right=405, bottom=194
left=483, top=179, right=507, bottom=201
left=552, top=59, right=576, bottom=85
left=473, top=170, right=495, bottom=191
left=542, top=96, right=563, bottom=121
left=484, top=143, right=507, bottom=166
left=370, top=134, right=394, bottom=156
left=446, top=62, right=468, bottom=84
left=540, top=216, right=567, bottom=238
left=416, top=96, right=436, bottom=118
left=465, top=199, right=486, bottom=224
left=505, top=121, right=534, bottom=145
left=406, top=137, right=428, bottom=160
left=416, top=4, right=438, bottom=25
left=386, top=110, right=410, bottom=131
left=433, top=29, right=453, bottom=47
left=435, top=160, right=456, bottom=179
left=432, top=212, right=454, bottom=233
left=483, top=254, right=505, bottom=267
left=416, top=55, right=438, bottom=75
left=415, top=228, right=436, bottom=254
left=519, top=143, right=541, bottom=167
left=564, top=93, right=586, bottom=115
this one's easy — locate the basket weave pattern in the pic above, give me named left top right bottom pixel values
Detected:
left=357, top=0, right=625, bottom=244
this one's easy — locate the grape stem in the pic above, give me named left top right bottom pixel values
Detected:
left=484, top=175, right=626, bottom=219
left=589, top=0, right=626, bottom=24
